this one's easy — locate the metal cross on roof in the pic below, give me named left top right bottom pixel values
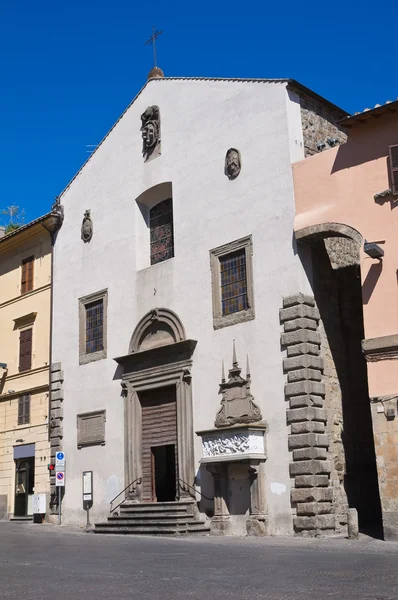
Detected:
left=145, top=26, right=163, bottom=68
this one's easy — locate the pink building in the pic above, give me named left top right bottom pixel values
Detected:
left=293, top=101, right=398, bottom=540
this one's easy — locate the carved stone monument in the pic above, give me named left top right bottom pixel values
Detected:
left=215, top=341, right=262, bottom=427
left=141, top=105, right=161, bottom=161
left=196, top=342, right=267, bottom=536
left=225, top=148, right=241, bottom=180
left=81, top=210, right=93, bottom=243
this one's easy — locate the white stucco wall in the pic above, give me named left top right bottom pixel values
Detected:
left=52, top=78, right=311, bottom=533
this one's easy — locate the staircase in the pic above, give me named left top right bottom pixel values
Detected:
left=93, top=499, right=210, bottom=536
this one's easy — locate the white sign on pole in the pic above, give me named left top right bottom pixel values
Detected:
left=55, top=451, right=65, bottom=470
left=56, top=471, right=65, bottom=487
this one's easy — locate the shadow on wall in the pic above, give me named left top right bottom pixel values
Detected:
left=362, top=261, right=383, bottom=305
left=330, top=117, right=398, bottom=174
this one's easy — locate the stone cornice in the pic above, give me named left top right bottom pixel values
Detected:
left=0, top=283, right=51, bottom=310
left=362, top=334, right=398, bottom=362
left=0, top=382, right=49, bottom=400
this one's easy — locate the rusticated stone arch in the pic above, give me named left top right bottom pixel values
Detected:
left=295, top=222, right=362, bottom=246
left=129, top=308, right=186, bottom=354
left=295, top=222, right=363, bottom=270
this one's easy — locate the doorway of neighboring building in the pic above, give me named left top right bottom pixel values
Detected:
left=14, top=457, right=34, bottom=517
left=151, top=444, right=177, bottom=502
left=140, top=386, right=178, bottom=502
left=311, top=238, right=383, bottom=536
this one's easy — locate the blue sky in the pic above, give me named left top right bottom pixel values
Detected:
left=1, top=0, right=397, bottom=224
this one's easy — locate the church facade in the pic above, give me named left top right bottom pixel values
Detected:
left=50, top=75, right=348, bottom=535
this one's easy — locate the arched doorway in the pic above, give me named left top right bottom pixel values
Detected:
left=114, top=308, right=197, bottom=503
left=296, top=223, right=382, bottom=536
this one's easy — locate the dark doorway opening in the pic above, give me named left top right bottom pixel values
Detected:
left=139, top=385, right=178, bottom=502
left=14, top=457, right=34, bottom=517
left=151, top=444, right=177, bottom=502
left=311, top=239, right=383, bottom=537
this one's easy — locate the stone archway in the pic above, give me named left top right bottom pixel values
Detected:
left=295, top=222, right=382, bottom=536
left=114, top=308, right=197, bottom=503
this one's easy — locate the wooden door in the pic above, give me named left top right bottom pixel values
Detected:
left=140, top=386, right=177, bottom=502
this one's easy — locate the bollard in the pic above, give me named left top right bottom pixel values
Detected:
left=348, top=508, right=359, bottom=539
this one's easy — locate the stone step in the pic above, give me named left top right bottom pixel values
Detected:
left=119, top=505, right=191, bottom=514
left=10, top=517, right=33, bottom=522
left=110, top=513, right=195, bottom=521
left=121, top=500, right=194, bottom=509
left=93, top=524, right=210, bottom=536
left=98, top=519, right=204, bottom=528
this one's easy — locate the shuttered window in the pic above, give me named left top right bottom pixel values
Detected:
left=21, top=256, right=34, bottom=294
left=19, top=328, right=32, bottom=372
left=18, top=395, right=30, bottom=425
left=389, top=145, right=398, bottom=195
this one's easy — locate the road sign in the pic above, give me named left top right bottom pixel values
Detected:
left=55, top=451, right=65, bottom=470
left=56, top=471, right=65, bottom=487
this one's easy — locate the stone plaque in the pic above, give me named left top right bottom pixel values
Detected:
left=200, top=427, right=266, bottom=463
left=77, top=410, right=106, bottom=449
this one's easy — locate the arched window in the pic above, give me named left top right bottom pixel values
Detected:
left=135, top=182, right=174, bottom=270
left=149, top=198, right=174, bottom=265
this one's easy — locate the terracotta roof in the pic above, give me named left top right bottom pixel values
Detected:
left=0, top=211, right=54, bottom=247
left=339, top=99, right=398, bottom=127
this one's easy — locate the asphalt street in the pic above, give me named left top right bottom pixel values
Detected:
left=1, top=522, right=398, bottom=600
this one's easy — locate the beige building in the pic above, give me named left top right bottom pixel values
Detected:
left=0, top=209, right=62, bottom=519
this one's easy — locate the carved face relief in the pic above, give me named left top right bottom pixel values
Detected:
left=140, top=105, right=160, bottom=161
left=225, top=148, right=241, bottom=180
left=81, top=210, right=93, bottom=243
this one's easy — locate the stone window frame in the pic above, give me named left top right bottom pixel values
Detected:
left=210, top=235, right=255, bottom=330
left=76, top=409, right=106, bottom=449
left=78, top=289, right=108, bottom=365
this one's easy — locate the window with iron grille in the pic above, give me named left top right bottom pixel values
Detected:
left=210, top=236, right=255, bottom=330
left=85, top=300, right=104, bottom=354
left=149, top=198, right=174, bottom=265
left=18, top=395, right=30, bottom=425
left=79, top=289, right=107, bottom=364
left=220, top=250, right=248, bottom=315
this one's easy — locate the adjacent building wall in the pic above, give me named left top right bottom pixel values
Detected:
left=293, top=114, right=398, bottom=539
left=0, top=228, right=52, bottom=518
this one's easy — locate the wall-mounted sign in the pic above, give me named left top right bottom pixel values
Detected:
left=56, top=471, right=65, bottom=487
left=82, top=471, right=93, bottom=510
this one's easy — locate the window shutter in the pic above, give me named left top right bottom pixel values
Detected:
left=18, top=397, right=24, bottom=425
left=389, top=145, right=398, bottom=195
left=21, top=256, right=34, bottom=294
left=19, top=328, right=32, bottom=372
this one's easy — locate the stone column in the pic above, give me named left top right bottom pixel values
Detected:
left=207, top=464, right=229, bottom=534
left=280, top=293, right=335, bottom=536
left=247, top=462, right=268, bottom=536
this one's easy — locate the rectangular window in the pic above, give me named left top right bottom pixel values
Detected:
left=79, top=290, right=108, bottom=365
left=150, top=198, right=174, bottom=265
left=19, top=328, right=32, bottom=372
left=210, top=236, right=255, bottom=330
left=85, top=300, right=104, bottom=354
left=18, top=395, right=30, bottom=425
left=220, top=250, right=248, bottom=316
left=21, top=256, right=34, bottom=294
left=389, top=145, right=398, bottom=195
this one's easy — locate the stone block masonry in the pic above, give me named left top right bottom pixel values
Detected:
left=49, top=362, right=64, bottom=509
left=296, top=90, right=347, bottom=157
left=281, top=293, right=335, bottom=536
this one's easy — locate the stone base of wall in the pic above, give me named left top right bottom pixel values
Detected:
left=0, top=494, right=7, bottom=520
left=382, top=511, right=398, bottom=541
left=281, top=293, right=335, bottom=536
